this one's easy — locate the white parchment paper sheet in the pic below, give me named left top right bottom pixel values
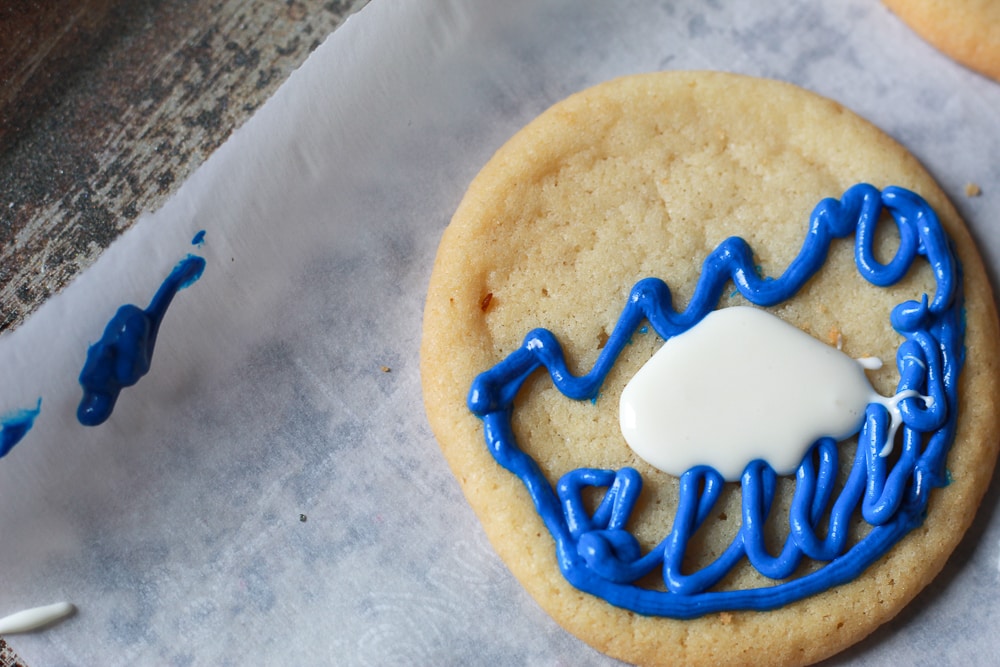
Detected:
left=1, top=1, right=998, bottom=664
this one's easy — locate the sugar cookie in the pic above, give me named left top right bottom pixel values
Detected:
left=421, top=71, right=1000, bottom=666
left=884, top=0, right=1000, bottom=82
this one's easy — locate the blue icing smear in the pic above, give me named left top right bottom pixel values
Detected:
left=467, top=184, right=962, bottom=617
left=77, top=254, right=206, bottom=426
left=191, top=230, right=206, bottom=246
left=0, top=399, right=42, bottom=458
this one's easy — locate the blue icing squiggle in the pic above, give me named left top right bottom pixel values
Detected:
left=77, top=254, right=206, bottom=426
left=0, top=398, right=42, bottom=458
left=467, top=184, right=963, bottom=617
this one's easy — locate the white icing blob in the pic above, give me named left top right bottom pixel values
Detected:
left=0, top=602, right=75, bottom=635
left=619, top=306, right=909, bottom=481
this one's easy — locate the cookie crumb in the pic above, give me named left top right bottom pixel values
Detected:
left=965, top=182, right=982, bottom=197
left=719, top=612, right=733, bottom=625
left=480, top=292, right=494, bottom=312
left=597, top=330, right=610, bottom=349
left=380, top=366, right=391, bottom=373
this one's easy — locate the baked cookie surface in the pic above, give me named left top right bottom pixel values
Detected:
left=420, top=71, right=1000, bottom=666
left=884, top=0, right=1000, bottom=82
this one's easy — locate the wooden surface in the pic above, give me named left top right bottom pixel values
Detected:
left=0, top=1, right=367, bottom=662
left=0, top=639, right=22, bottom=667
left=0, top=0, right=369, bottom=333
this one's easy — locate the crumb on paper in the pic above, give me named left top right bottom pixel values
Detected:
left=480, top=292, right=493, bottom=312
left=380, top=366, right=391, bottom=373
left=965, top=182, right=982, bottom=197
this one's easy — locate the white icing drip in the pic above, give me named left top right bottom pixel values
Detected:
left=0, top=602, right=75, bottom=635
left=872, top=390, right=934, bottom=457
left=619, top=306, right=929, bottom=481
left=855, top=354, right=933, bottom=457
left=856, top=356, right=882, bottom=370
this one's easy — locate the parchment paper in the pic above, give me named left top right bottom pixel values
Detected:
left=1, top=1, right=999, bottom=664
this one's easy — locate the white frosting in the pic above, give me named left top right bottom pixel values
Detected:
left=619, top=306, right=920, bottom=481
left=0, top=602, right=75, bottom=635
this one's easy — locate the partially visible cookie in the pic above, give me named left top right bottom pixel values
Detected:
left=421, top=71, right=1000, bottom=666
left=884, top=0, right=1000, bottom=82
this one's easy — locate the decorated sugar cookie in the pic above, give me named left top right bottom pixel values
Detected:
left=421, top=72, right=1000, bottom=666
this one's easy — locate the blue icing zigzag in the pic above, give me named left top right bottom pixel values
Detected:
left=467, top=183, right=962, bottom=617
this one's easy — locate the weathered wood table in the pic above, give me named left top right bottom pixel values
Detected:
left=0, top=0, right=368, bottom=334
left=0, top=0, right=368, bottom=661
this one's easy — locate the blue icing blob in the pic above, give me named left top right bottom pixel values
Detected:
left=191, top=230, right=206, bottom=246
left=467, top=184, right=963, bottom=617
left=0, top=398, right=42, bottom=458
left=78, top=254, right=206, bottom=426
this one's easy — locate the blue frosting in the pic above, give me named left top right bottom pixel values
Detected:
left=77, top=254, right=206, bottom=426
left=0, top=399, right=42, bottom=458
left=467, top=184, right=963, bottom=617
